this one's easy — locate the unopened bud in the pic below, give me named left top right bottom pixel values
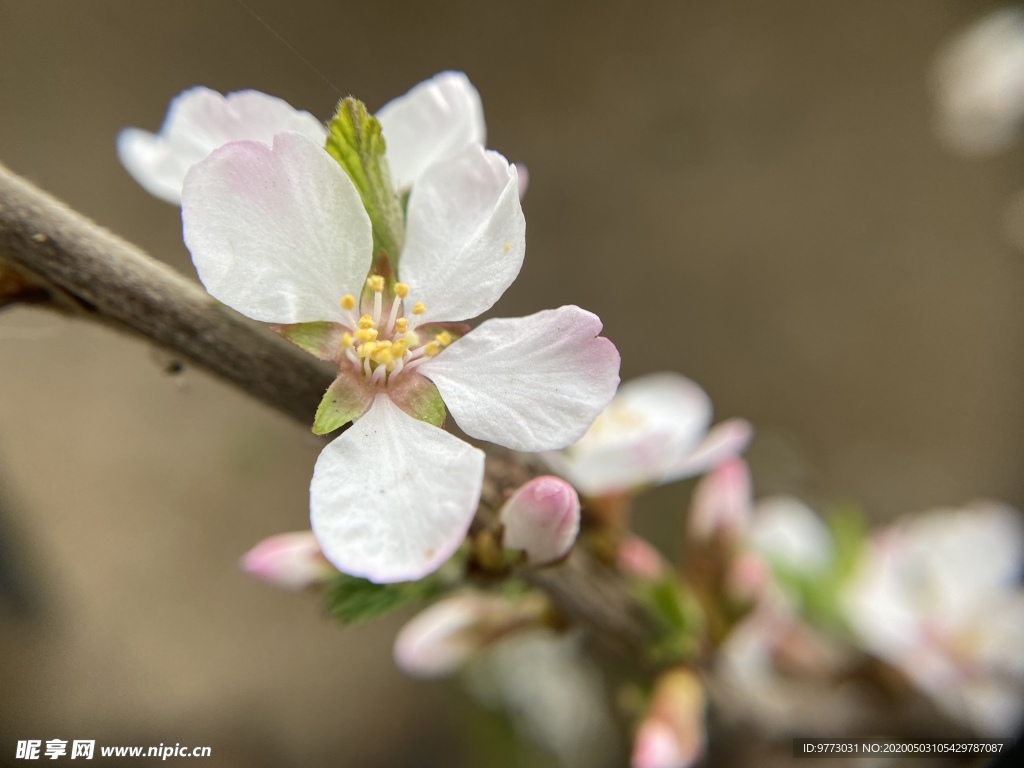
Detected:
left=632, top=669, right=706, bottom=768
left=617, top=535, right=666, bottom=580
left=688, top=458, right=752, bottom=542
left=500, top=476, right=581, bottom=565
left=240, top=531, right=335, bottom=590
left=393, top=592, right=545, bottom=679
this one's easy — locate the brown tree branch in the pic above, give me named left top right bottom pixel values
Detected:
left=0, top=161, right=656, bottom=661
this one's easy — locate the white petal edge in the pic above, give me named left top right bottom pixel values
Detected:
left=664, top=418, right=754, bottom=482
left=377, top=71, right=486, bottom=189
left=182, top=131, right=372, bottom=324
left=310, top=394, right=485, bottom=583
left=118, top=87, right=327, bottom=205
left=399, top=144, right=525, bottom=323
left=541, top=373, right=718, bottom=496
left=418, top=306, right=621, bottom=452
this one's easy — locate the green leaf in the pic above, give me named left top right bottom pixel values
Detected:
left=388, top=374, right=447, bottom=428
left=272, top=321, right=345, bottom=362
left=313, top=374, right=372, bottom=435
left=643, top=578, right=704, bottom=663
left=325, top=573, right=442, bottom=626
left=325, top=98, right=405, bottom=265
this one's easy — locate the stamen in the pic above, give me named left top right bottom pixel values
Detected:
left=357, top=341, right=378, bottom=359
left=423, top=341, right=441, bottom=358
left=394, top=283, right=409, bottom=298
left=435, top=330, right=452, bottom=347
left=366, top=275, right=385, bottom=293
left=412, top=302, right=426, bottom=315
left=371, top=363, right=388, bottom=385
left=354, top=327, right=378, bottom=343
left=395, top=318, right=408, bottom=334
left=340, top=294, right=356, bottom=311
left=384, top=295, right=402, bottom=336
left=357, top=315, right=374, bottom=330
left=339, top=332, right=353, bottom=350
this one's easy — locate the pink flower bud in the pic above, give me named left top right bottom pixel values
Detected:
left=632, top=669, right=706, bottom=768
left=393, top=592, right=544, bottom=679
left=500, top=476, right=581, bottom=565
left=240, top=531, right=335, bottom=590
left=617, top=535, right=666, bottom=580
left=688, top=457, right=752, bottom=542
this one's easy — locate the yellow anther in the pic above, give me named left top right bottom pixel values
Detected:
left=340, top=294, right=356, bottom=311
left=371, top=344, right=394, bottom=365
left=354, top=327, right=378, bottom=343
left=412, top=302, right=426, bottom=315
left=357, top=314, right=375, bottom=330
left=391, top=337, right=410, bottom=356
left=435, top=331, right=452, bottom=347
left=423, top=341, right=442, bottom=358
left=395, top=318, right=408, bottom=334
left=394, top=283, right=409, bottom=299
left=339, top=332, right=353, bottom=350
left=367, top=275, right=385, bottom=292
left=357, top=341, right=378, bottom=358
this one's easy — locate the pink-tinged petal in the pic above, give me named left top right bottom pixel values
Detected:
left=418, top=306, right=621, bottom=452
left=664, top=418, right=754, bottom=483
left=241, top=531, right=335, bottom=590
left=688, top=458, right=753, bottom=542
left=544, top=373, right=714, bottom=496
left=500, top=476, right=581, bottom=565
left=118, top=87, right=327, bottom=204
left=632, top=669, right=706, bottom=768
left=377, top=71, right=486, bottom=189
left=394, top=592, right=543, bottom=679
left=399, top=145, right=524, bottom=323
left=310, top=394, right=485, bottom=583
left=182, top=132, right=372, bottom=324
left=514, top=162, right=529, bottom=199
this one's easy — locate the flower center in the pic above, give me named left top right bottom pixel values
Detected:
left=336, top=275, right=451, bottom=386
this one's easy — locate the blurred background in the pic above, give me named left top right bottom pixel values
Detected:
left=1, top=0, right=1021, bottom=765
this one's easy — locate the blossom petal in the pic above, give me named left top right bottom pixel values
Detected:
left=377, top=71, right=485, bottom=189
left=118, top=87, right=327, bottom=204
left=418, top=306, right=620, bottom=451
left=182, top=132, right=373, bottom=324
left=544, top=373, right=715, bottom=496
left=664, top=418, right=754, bottom=482
left=399, top=145, right=525, bottom=323
left=310, top=394, right=485, bottom=583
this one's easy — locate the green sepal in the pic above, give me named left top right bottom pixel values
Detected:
left=388, top=374, right=447, bottom=428
left=272, top=321, right=345, bottom=363
left=312, top=374, right=372, bottom=435
left=325, top=98, right=405, bottom=266
left=325, top=572, right=446, bottom=626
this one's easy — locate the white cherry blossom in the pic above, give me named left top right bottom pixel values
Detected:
left=181, top=131, right=619, bottom=583
left=543, top=372, right=751, bottom=497
left=841, top=502, right=1024, bottom=736
left=119, top=71, right=485, bottom=204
